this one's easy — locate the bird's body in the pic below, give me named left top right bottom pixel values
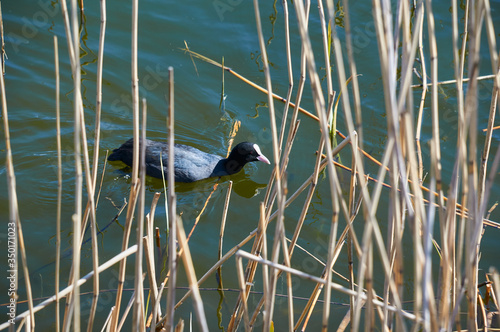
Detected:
left=108, top=139, right=270, bottom=183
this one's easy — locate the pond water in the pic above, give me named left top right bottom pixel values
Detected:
left=1, top=0, right=499, bottom=330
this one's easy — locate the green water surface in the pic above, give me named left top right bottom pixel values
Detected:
left=1, top=0, right=499, bottom=330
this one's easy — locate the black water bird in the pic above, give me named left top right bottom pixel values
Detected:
left=108, top=139, right=270, bottom=183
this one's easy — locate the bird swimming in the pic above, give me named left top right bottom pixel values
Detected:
left=108, top=139, right=270, bottom=183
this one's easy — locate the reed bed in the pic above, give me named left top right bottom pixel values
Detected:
left=2, top=0, right=500, bottom=331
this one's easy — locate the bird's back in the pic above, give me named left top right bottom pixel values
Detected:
left=108, top=139, right=223, bottom=182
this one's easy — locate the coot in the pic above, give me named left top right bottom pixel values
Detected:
left=108, top=138, right=271, bottom=183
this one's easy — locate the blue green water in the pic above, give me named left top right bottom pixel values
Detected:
left=1, top=0, right=500, bottom=330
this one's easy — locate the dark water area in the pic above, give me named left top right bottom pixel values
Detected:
left=1, top=0, right=499, bottom=329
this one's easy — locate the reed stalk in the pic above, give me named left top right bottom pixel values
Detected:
left=69, top=0, right=82, bottom=330
left=132, top=98, right=147, bottom=331
left=277, top=0, right=293, bottom=152
left=108, top=0, right=141, bottom=328
left=165, top=67, right=177, bottom=331
left=176, top=217, right=209, bottom=331
left=4, top=0, right=500, bottom=331
left=478, top=5, right=499, bottom=203
left=253, top=2, right=285, bottom=331
left=281, top=0, right=309, bottom=171
left=78, top=90, right=99, bottom=332
left=53, top=35, right=62, bottom=332
left=1, top=25, right=35, bottom=332
left=58, top=0, right=97, bottom=329
left=100, top=307, right=114, bottom=332
left=217, top=181, right=233, bottom=290
left=341, top=0, right=363, bottom=148
left=415, top=4, right=427, bottom=184
left=451, top=6, right=469, bottom=331
left=117, top=288, right=137, bottom=331
left=346, top=117, right=358, bottom=329
left=411, top=73, right=496, bottom=88
left=92, top=0, right=106, bottom=199
left=317, top=0, right=334, bottom=139
left=153, top=282, right=165, bottom=328
left=464, top=1, right=482, bottom=330
left=0, top=2, right=4, bottom=75
left=235, top=254, right=251, bottom=332
left=424, top=0, right=446, bottom=255
left=144, top=193, right=161, bottom=328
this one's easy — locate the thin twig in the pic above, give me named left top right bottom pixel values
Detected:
left=410, top=74, right=496, bottom=88
left=180, top=48, right=319, bottom=122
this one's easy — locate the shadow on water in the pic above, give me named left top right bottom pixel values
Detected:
left=110, top=163, right=268, bottom=198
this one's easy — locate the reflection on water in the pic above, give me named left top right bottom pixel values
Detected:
left=110, top=161, right=267, bottom=199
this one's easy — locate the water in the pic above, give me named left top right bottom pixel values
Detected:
left=1, top=0, right=499, bottom=330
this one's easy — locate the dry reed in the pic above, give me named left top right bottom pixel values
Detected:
left=53, top=35, right=62, bottom=332
left=0, top=2, right=5, bottom=75
left=164, top=66, right=177, bottom=332
left=3, top=0, right=500, bottom=331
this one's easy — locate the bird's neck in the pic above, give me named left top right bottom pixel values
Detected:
left=223, top=158, right=245, bottom=175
